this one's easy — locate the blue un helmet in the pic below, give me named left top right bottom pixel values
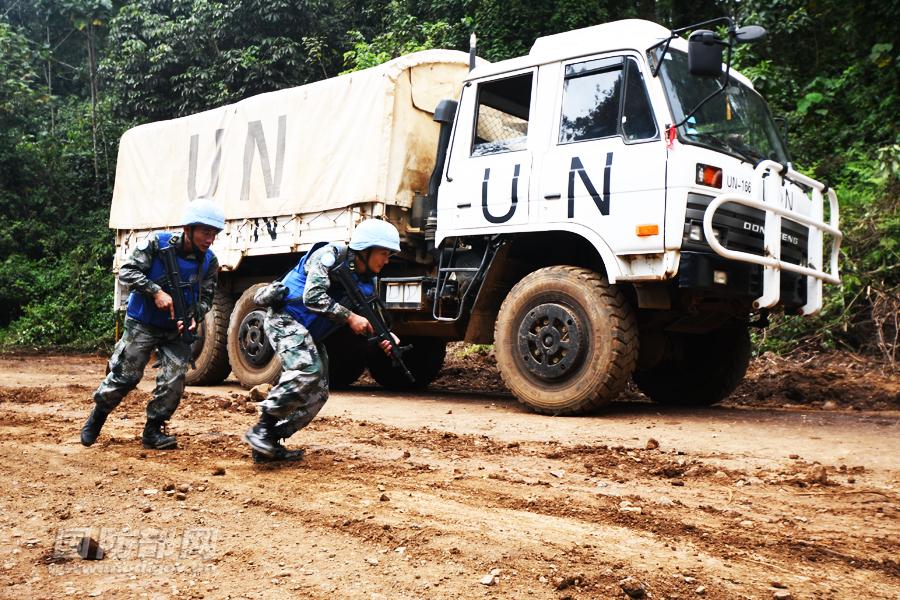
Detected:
left=181, top=198, right=225, bottom=231
left=349, top=219, right=400, bottom=253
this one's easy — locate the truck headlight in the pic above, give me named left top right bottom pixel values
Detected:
left=688, top=224, right=722, bottom=243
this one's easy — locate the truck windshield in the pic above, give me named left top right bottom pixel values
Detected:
left=656, top=48, right=788, bottom=164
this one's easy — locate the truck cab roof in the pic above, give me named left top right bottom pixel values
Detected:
left=466, top=19, right=754, bottom=90
left=468, top=20, right=676, bottom=79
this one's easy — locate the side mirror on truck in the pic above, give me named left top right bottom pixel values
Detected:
left=734, top=25, right=767, bottom=43
left=688, top=30, right=725, bottom=77
left=687, top=24, right=766, bottom=78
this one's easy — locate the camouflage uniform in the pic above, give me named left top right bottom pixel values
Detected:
left=92, top=234, right=218, bottom=421
left=256, top=309, right=330, bottom=438
left=252, top=244, right=350, bottom=439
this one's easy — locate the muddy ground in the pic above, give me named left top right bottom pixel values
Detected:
left=0, top=349, right=897, bottom=599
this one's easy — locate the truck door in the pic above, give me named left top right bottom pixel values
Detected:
left=439, top=69, right=535, bottom=232
left=537, top=55, right=665, bottom=256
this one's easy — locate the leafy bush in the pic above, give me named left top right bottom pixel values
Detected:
left=1, top=244, right=115, bottom=351
left=754, top=152, right=899, bottom=363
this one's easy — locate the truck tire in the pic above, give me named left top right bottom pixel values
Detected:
left=494, top=266, right=638, bottom=415
left=323, top=327, right=367, bottom=388
left=366, top=336, right=447, bottom=390
left=227, top=284, right=282, bottom=389
left=632, top=325, right=751, bottom=406
left=185, top=288, right=234, bottom=385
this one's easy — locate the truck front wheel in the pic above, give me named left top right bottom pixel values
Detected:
left=227, top=284, right=282, bottom=388
left=366, top=336, right=447, bottom=390
left=494, top=266, right=638, bottom=415
left=185, top=288, right=234, bottom=385
left=632, top=325, right=751, bottom=406
left=323, top=327, right=367, bottom=388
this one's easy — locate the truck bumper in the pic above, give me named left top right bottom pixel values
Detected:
left=677, top=251, right=806, bottom=310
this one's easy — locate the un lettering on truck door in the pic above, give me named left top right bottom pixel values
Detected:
left=439, top=70, right=535, bottom=230
left=538, top=54, right=666, bottom=253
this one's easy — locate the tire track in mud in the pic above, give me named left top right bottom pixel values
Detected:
left=322, top=430, right=900, bottom=582
left=0, top=429, right=733, bottom=599
left=3, top=396, right=896, bottom=593
left=295, top=416, right=900, bottom=579
left=1, top=385, right=898, bottom=599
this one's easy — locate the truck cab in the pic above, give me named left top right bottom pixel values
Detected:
left=380, top=20, right=841, bottom=413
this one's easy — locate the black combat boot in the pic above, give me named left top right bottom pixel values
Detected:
left=252, top=444, right=305, bottom=464
left=251, top=418, right=304, bottom=463
left=141, top=419, right=177, bottom=450
left=242, top=412, right=279, bottom=457
left=80, top=407, right=110, bottom=447
left=272, top=419, right=299, bottom=442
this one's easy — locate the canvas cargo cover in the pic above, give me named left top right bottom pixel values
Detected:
left=109, top=50, right=475, bottom=230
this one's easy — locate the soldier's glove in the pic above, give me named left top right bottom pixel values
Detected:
left=253, top=282, right=289, bottom=308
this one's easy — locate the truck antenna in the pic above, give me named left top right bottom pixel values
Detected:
left=469, top=33, right=477, bottom=71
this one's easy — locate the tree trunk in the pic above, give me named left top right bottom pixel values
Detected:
left=87, top=22, right=100, bottom=196
left=46, top=24, right=54, bottom=134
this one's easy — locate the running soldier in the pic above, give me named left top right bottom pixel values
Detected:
left=80, top=198, right=223, bottom=449
left=243, top=219, right=400, bottom=463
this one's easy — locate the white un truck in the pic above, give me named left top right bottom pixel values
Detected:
left=109, top=18, right=842, bottom=415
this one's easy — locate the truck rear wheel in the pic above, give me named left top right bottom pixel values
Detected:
left=632, top=325, right=751, bottom=406
left=185, top=288, right=234, bottom=385
left=366, top=336, right=447, bottom=390
left=323, top=327, right=367, bottom=388
left=227, top=284, right=282, bottom=389
left=494, top=266, right=638, bottom=415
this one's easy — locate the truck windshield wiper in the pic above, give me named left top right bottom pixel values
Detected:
left=723, top=133, right=766, bottom=164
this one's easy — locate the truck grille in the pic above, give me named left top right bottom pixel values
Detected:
left=682, top=193, right=808, bottom=265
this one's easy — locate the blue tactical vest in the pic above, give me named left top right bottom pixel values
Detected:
left=281, top=241, right=375, bottom=342
left=125, top=232, right=214, bottom=329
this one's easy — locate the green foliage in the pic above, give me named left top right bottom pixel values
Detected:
left=733, top=0, right=898, bottom=174
left=731, top=0, right=899, bottom=361
left=455, top=343, right=493, bottom=358
left=0, top=24, right=43, bottom=119
left=1, top=0, right=897, bottom=361
left=339, top=0, right=471, bottom=72
left=0, top=94, right=121, bottom=320
left=0, top=245, right=114, bottom=350
left=101, top=0, right=360, bottom=121
left=755, top=158, right=899, bottom=360
left=342, top=18, right=455, bottom=72
left=0, top=7, right=120, bottom=349
left=339, top=0, right=727, bottom=70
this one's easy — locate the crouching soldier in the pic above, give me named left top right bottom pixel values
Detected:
left=80, top=198, right=223, bottom=449
left=243, top=219, right=400, bottom=463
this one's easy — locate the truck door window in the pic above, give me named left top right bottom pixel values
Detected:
left=472, top=72, right=533, bottom=156
left=622, top=60, right=657, bottom=141
left=559, top=57, right=656, bottom=144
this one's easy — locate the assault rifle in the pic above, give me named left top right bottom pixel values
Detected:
left=158, top=243, right=198, bottom=347
left=331, top=251, right=415, bottom=383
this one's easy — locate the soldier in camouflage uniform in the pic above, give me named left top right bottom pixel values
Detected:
left=243, top=219, right=401, bottom=463
left=80, top=198, right=224, bottom=450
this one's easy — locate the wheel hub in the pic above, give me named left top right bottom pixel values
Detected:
left=517, top=303, right=584, bottom=381
left=238, top=310, right=274, bottom=366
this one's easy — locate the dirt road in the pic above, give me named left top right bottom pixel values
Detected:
left=0, top=354, right=897, bottom=599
